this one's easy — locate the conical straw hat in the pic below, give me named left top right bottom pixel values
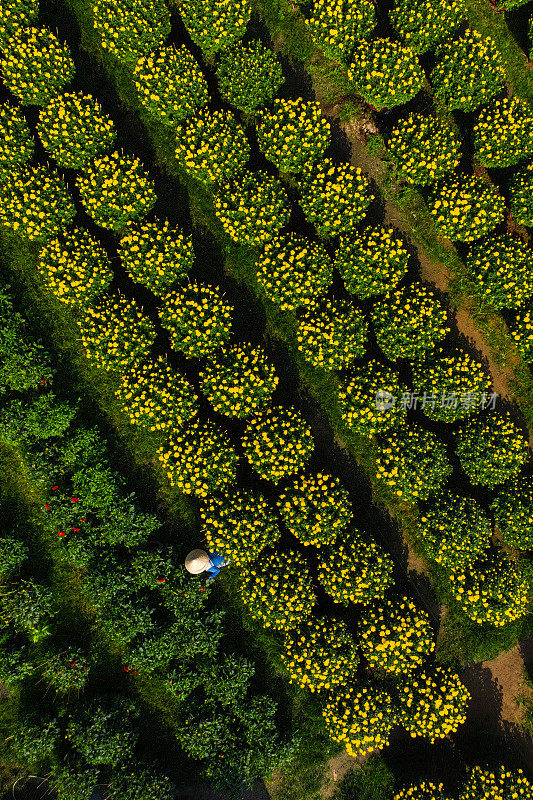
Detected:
left=185, top=549, right=210, bottom=574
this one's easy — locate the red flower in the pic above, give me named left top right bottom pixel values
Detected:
left=70, top=661, right=77, bottom=667
left=45, top=504, right=50, bottom=511
left=51, top=486, right=59, bottom=491
left=57, top=531, right=66, bottom=537
left=40, top=379, right=47, bottom=385
left=80, top=518, right=86, bottom=523
left=71, top=497, right=79, bottom=503
left=157, top=577, right=165, bottom=583
left=72, top=527, right=80, bottom=532
left=200, top=587, right=205, bottom=592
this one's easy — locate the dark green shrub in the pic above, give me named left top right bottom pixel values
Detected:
left=66, top=696, right=140, bottom=766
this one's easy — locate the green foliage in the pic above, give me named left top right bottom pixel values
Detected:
left=299, top=159, right=374, bottom=237
left=0, top=580, right=52, bottom=641
left=428, top=174, right=505, bottom=242
left=377, top=425, right=452, bottom=502
left=491, top=476, right=533, bottom=550
left=386, top=113, right=461, bottom=185
left=93, top=0, right=171, bottom=65
left=118, top=219, right=194, bottom=295
left=348, top=38, right=424, bottom=110
left=11, top=718, right=60, bottom=763
left=0, top=533, right=27, bottom=578
left=0, top=393, right=76, bottom=444
left=390, top=0, right=464, bottom=54
left=160, top=281, right=233, bottom=357
left=0, top=634, right=34, bottom=685
left=509, top=162, right=533, bottom=226
left=41, top=648, right=90, bottom=692
left=177, top=0, right=251, bottom=58
left=278, top=472, right=353, bottom=546
left=175, top=109, right=250, bottom=186
left=281, top=617, right=359, bottom=692
left=466, top=234, right=533, bottom=310
left=0, top=289, right=52, bottom=390
left=257, top=98, right=330, bottom=174
left=338, top=360, right=406, bottom=436
left=296, top=300, right=368, bottom=371
left=336, top=226, right=410, bottom=299
left=2, top=26, right=74, bottom=104
left=66, top=696, right=140, bottom=766
left=110, top=764, right=174, bottom=800
left=0, top=0, right=37, bottom=49
left=50, top=760, right=100, bottom=800
left=418, top=493, right=490, bottom=570
left=397, top=666, right=469, bottom=742
left=455, top=413, right=529, bottom=489
left=0, top=164, right=75, bottom=240
left=216, top=41, right=284, bottom=114
left=323, top=683, right=397, bottom=757
left=241, top=405, right=314, bottom=482
left=337, top=757, right=394, bottom=800
left=473, top=97, right=533, bottom=169
left=0, top=103, right=34, bottom=168
left=307, top=0, right=375, bottom=63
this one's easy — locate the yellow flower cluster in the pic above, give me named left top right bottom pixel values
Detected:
left=177, top=0, right=251, bottom=58
left=256, top=233, right=332, bottom=311
left=307, top=0, right=375, bottom=63
left=491, top=476, right=533, bottom=550
left=257, top=98, right=330, bottom=174
left=280, top=617, right=359, bottom=692
left=0, top=103, right=34, bottom=169
left=199, top=343, right=278, bottom=418
left=299, top=159, right=373, bottom=237
left=386, top=113, right=461, bottom=185
left=216, top=41, right=284, bottom=115
left=317, top=528, right=393, bottom=605
left=376, top=426, right=452, bottom=502
left=338, top=360, right=406, bottom=436
left=2, top=27, right=74, bottom=105
left=213, top=171, right=290, bottom=247
left=473, top=97, right=533, bottom=168
left=238, top=549, right=316, bottom=630
left=510, top=306, right=533, bottom=363
left=455, top=413, right=529, bottom=489
left=460, top=765, right=533, bottom=799
left=0, top=164, right=75, bottom=240
left=278, top=472, right=353, bottom=546
left=92, top=0, right=171, bottom=65
left=200, top=490, right=281, bottom=567
left=37, top=91, right=116, bottom=169
left=359, top=597, right=434, bottom=675
left=429, top=174, right=506, bottom=242
left=509, top=161, right=533, bottom=226
left=418, top=492, right=490, bottom=570
left=241, top=406, right=314, bottom=483
left=323, top=683, right=397, bottom=757
left=157, top=418, right=237, bottom=497
left=390, top=0, right=464, bottom=54
left=115, top=357, right=198, bottom=432
left=133, top=45, right=209, bottom=126
left=394, top=781, right=452, bottom=800
left=336, top=226, right=409, bottom=298
left=77, top=151, right=156, bottom=231
left=160, top=282, right=233, bottom=358
left=37, top=228, right=112, bottom=307
left=0, top=0, right=38, bottom=49
left=175, top=109, right=250, bottom=186
left=297, top=300, right=367, bottom=371
left=466, top=233, right=533, bottom=311
left=397, top=667, right=469, bottom=742
left=118, top=220, right=193, bottom=295
left=348, top=38, right=424, bottom=110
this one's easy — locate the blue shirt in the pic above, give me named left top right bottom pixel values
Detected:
left=205, top=551, right=228, bottom=579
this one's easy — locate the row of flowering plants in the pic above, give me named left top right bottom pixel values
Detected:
left=395, top=766, right=533, bottom=800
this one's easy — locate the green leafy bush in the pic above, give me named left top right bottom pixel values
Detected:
left=199, top=343, right=278, bottom=417
left=0, top=165, right=75, bottom=240
left=0, top=534, right=27, bottom=578
left=428, top=174, right=505, bottom=242
left=93, top=0, right=171, bottom=65
left=338, top=360, right=406, bottom=436
left=473, top=97, right=533, bottom=169
left=41, top=648, right=90, bottom=692
left=455, top=413, right=529, bottom=489
left=386, top=113, right=461, bottom=185
left=466, top=234, right=533, bottom=310
left=118, top=220, right=194, bottom=295
left=160, top=282, right=233, bottom=357
left=0, top=393, right=75, bottom=444
left=0, top=0, right=37, bottom=49
left=0, top=103, right=34, bottom=169
left=257, top=98, right=330, bottom=174
left=177, top=0, right=251, bottom=58
left=2, top=27, right=74, bottom=104
left=66, top=696, right=140, bottom=765
left=299, top=159, right=374, bottom=237
left=216, top=41, right=283, bottom=113
left=241, top=406, right=314, bottom=482
left=376, top=426, right=452, bottom=502
left=307, top=0, right=375, bottom=62
left=360, top=596, right=434, bottom=675
left=0, top=635, right=34, bottom=686
left=491, top=476, right=533, bottom=549
left=296, top=300, right=367, bottom=371
left=175, top=109, right=250, bottom=185
left=323, top=683, right=397, bottom=758
left=281, top=617, right=359, bottom=692
left=390, top=0, right=464, bottom=54
left=51, top=761, right=99, bottom=800
left=509, top=162, right=533, bottom=226
left=0, top=580, right=52, bottom=641
left=418, top=492, right=490, bottom=569
left=397, top=667, right=469, bottom=742
left=0, top=287, right=52, bottom=390
left=278, top=472, right=353, bottom=546
left=11, top=719, right=60, bottom=763
left=110, top=765, right=174, bottom=800
left=336, top=226, right=409, bottom=298
left=348, top=38, right=424, bottom=110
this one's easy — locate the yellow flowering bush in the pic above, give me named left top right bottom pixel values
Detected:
left=377, top=426, right=452, bottom=502
left=213, top=171, right=290, bottom=247
left=394, top=782, right=452, bottom=800
left=372, top=282, right=449, bottom=360
left=455, top=413, right=529, bottom=489
left=317, top=528, right=394, bottom=605
left=307, top=0, right=375, bottom=63
left=386, top=113, right=461, bottom=185
left=242, top=406, right=314, bottom=483
left=157, top=418, right=237, bottom=497
left=92, top=0, right=171, bottom=65
left=133, top=46, right=209, bottom=126
left=491, top=476, right=533, bottom=550
left=431, top=29, right=505, bottom=112
left=115, top=357, right=198, bottom=432
left=296, top=300, right=367, bottom=371
left=299, top=159, right=373, bottom=237
left=257, top=99, right=330, bottom=174
left=336, top=226, right=410, bottom=299
left=77, top=152, right=156, bottom=230
left=118, top=220, right=193, bottom=295
left=348, top=38, right=424, bottom=110
left=200, top=490, right=281, bottom=566
left=280, top=617, right=359, bottom=692
left=216, top=41, right=284, bottom=114
left=238, top=549, right=316, bottom=630
left=466, top=234, right=533, bottom=310
left=177, top=0, right=251, bottom=58
left=256, top=233, right=332, bottom=311
left=397, top=667, right=470, bottom=742
left=390, top=0, right=464, bottom=54
left=175, top=109, right=250, bottom=186
left=277, top=472, right=353, bottom=546
left=509, top=162, right=533, bottom=226
left=338, top=360, right=406, bottom=437
left=428, top=174, right=505, bottom=242
left=0, top=165, right=75, bottom=240
left=510, top=307, right=533, bottom=362
left=359, top=596, right=434, bottom=675
left=460, top=765, right=533, bottom=799
left=473, top=97, right=533, bottom=169
left=0, top=0, right=37, bottom=49
left=0, top=104, right=34, bottom=168
left=323, top=683, right=398, bottom=757
left=160, top=282, right=233, bottom=358
left=2, top=27, right=74, bottom=105
left=37, top=228, right=112, bottom=307
left=418, top=492, right=490, bottom=570
left=199, top=343, right=278, bottom=417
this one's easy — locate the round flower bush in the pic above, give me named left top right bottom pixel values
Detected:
left=317, top=528, right=394, bottom=606
left=510, top=307, right=533, bottom=363
left=299, top=159, right=374, bottom=237
left=473, top=97, right=533, bottom=169
left=216, top=41, right=284, bottom=114
left=2, top=27, right=74, bottom=105
left=386, top=113, right=461, bottom=185
left=118, top=220, right=194, bottom=295
left=37, top=228, right=113, bottom=307
left=450, top=549, right=529, bottom=626
left=338, top=360, right=406, bottom=437
left=372, top=282, right=449, bottom=361
left=455, top=413, right=529, bottom=489
left=376, top=426, right=452, bottom=502
left=0, top=0, right=38, bottom=49
left=160, top=282, right=233, bottom=358
left=359, top=596, right=434, bottom=675
left=491, top=477, right=533, bottom=550
left=428, top=174, right=505, bottom=242
left=466, top=234, right=533, bottom=311
left=323, top=683, right=398, bottom=758
left=281, top=617, right=359, bottom=692
left=418, top=492, right=490, bottom=570
left=411, top=349, right=491, bottom=423
left=431, top=29, right=505, bottom=112
left=213, top=171, right=290, bottom=247
left=42, top=649, right=90, bottom=693
left=0, top=165, right=75, bottom=240
left=348, top=38, right=424, bottom=110
left=241, top=406, right=314, bottom=483
left=92, top=0, right=171, bottom=65
left=256, top=233, right=332, bottom=311
left=307, top=0, right=375, bottom=63
left=178, top=0, right=251, bottom=59
left=277, top=472, right=353, bottom=547
left=390, top=0, right=464, bottom=54
left=393, top=782, right=452, bottom=800
left=336, top=226, right=410, bottom=299
left=77, top=152, right=156, bottom=230
left=115, top=357, right=198, bottom=433
left=460, top=766, right=533, bottom=800
left=78, top=295, right=157, bottom=372
left=198, top=343, right=278, bottom=417
left=397, top=667, right=470, bottom=742
left=133, top=46, right=209, bottom=126
left=200, top=490, right=281, bottom=566
left=509, top=162, right=533, bottom=226
left=257, top=99, right=330, bottom=175
left=175, top=109, right=250, bottom=186
left=37, top=92, right=116, bottom=169
left=157, top=418, right=237, bottom=497
left=0, top=104, right=34, bottom=169
left=238, top=549, right=316, bottom=630
left=296, top=300, right=368, bottom=372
